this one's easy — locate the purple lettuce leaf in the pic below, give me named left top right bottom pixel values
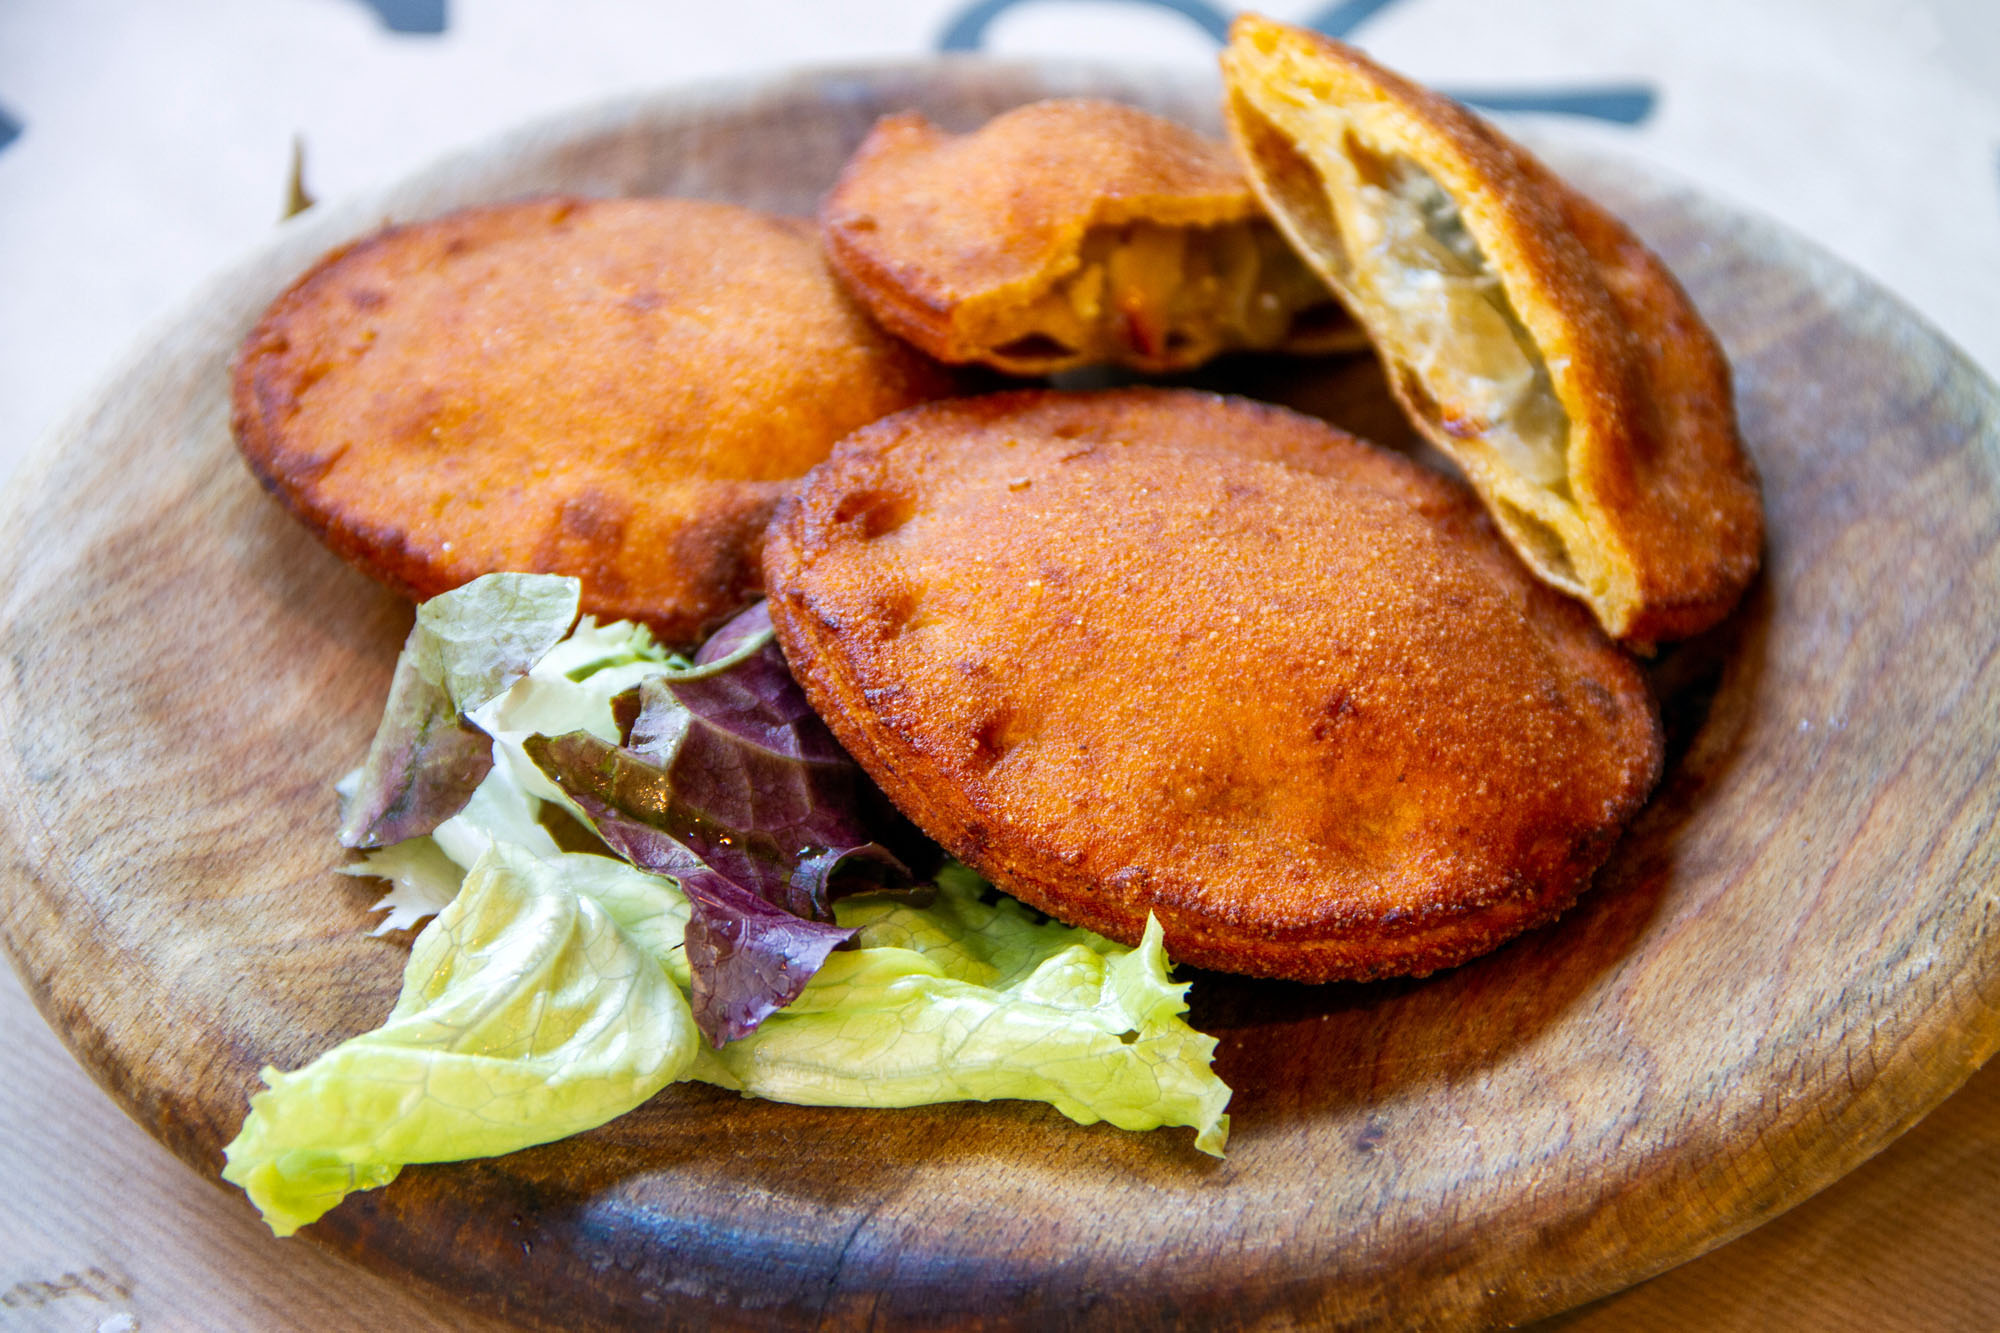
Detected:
left=675, top=869, right=856, bottom=1045
left=521, top=601, right=934, bottom=1044
left=339, top=574, right=580, bottom=850
left=519, top=726, right=871, bottom=1044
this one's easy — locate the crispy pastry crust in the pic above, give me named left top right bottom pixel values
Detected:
left=231, top=196, right=953, bottom=646
left=820, top=99, right=1356, bottom=375
left=766, top=389, right=1662, bottom=982
left=1221, top=16, right=1762, bottom=645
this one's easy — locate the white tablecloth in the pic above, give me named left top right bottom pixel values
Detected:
left=1, top=0, right=1995, bottom=482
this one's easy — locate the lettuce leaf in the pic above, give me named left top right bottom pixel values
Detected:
left=526, top=722, right=862, bottom=1047
left=339, top=574, right=580, bottom=849
left=232, top=845, right=1228, bottom=1234
left=523, top=603, right=930, bottom=1046
left=340, top=837, right=463, bottom=936
left=348, top=614, right=686, bottom=936
left=695, top=867, right=1231, bottom=1157
left=634, top=602, right=932, bottom=914
left=465, top=613, right=680, bottom=824
left=675, top=867, right=858, bottom=1046
left=248, top=595, right=1233, bottom=1238
left=224, top=842, right=699, bottom=1236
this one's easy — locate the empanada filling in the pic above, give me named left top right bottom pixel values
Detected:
left=1230, top=91, right=1583, bottom=584
left=1338, top=144, right=1571, bottom=496
left=989, top=219, right=1342, bottom=367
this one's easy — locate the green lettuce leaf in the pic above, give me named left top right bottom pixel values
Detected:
left=693, top=866, right=1231, bottom=1156
left=253, top=608, right=1230, bottom=1239
left=223, top=842, right=699, bottom=1236
left=442, top=616, right=684, bottom=861
left=339, top=574, right=581, bottom=849
left=472, top=614, right=680, bottom=756
left=350, top=616, right=685, bottom=933
left=232, top=849, right=1227, bottom=1234
left=340, top=837, right=463, bottom=936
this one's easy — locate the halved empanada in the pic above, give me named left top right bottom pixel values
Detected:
left=1222, top=15, right=1762, bottom=645
left=820, top=98, right=1357, bottom=376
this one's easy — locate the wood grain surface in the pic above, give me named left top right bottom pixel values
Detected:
left=1, top=64, right=1997, bottom=1332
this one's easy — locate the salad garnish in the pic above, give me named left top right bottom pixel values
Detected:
left=224, top=574, right=1230, bottom=1237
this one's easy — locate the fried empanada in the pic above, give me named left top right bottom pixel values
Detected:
left=820, top=99, right=1356, bottom=375
left=1222, top=16, right=1762, bottom=645
left=765, top=389, right=1662, bottom=982
left=232, top=196, right=953, bottom=646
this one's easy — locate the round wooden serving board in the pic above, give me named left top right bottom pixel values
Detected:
left=2, top=62, right=1997, bottom=1333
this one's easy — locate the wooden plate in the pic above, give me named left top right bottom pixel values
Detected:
left=2, top=63, right=1997, bottom=1332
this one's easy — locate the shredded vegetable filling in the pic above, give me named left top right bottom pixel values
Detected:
left=1341, top=148, right=1570, bottom=492
left=995, top=219, right=1338, bottom=364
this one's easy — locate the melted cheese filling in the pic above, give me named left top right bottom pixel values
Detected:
left=993, top=219, right=1338, bottom=366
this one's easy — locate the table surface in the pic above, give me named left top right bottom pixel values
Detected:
left=2, top=2, right=1997, bottom=1329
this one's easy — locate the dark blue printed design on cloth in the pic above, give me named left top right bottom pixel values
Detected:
left=938, top=0, right=1657, bottom=125
left=0, top=102, right=21, bottom=156
left=348, top=0, right=448, bottom=35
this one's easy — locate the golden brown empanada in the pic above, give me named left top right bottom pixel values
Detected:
left=1222, top=15, right=1762, bottom=645
left=820, top=98, right=1357, bottom=375
left=232, top=197, right=953, bottom=646
left=766, top=389, right=1663, bottom=982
